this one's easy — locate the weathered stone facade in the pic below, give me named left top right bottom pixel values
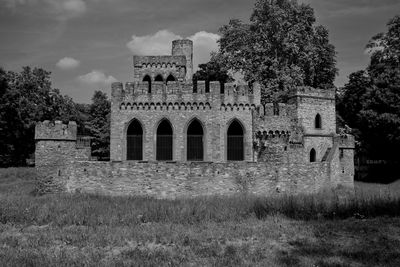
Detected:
left=34, top=39, right=355, bottom=198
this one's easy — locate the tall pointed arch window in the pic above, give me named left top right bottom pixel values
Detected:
left=187, top=119, right=204, bottom=161
left=227, top=120, right=244, bottom=161
left=143, top=75, right=152, bottom=93
left=156, top=120, right=173, bottom=161
left=127, top=119, right=143, bottom=160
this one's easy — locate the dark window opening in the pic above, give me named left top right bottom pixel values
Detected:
left=315, top=114, right=322, bottom=129
left=154, top=74, right=164, bottom=82
left=193, top=80, right=198, bottom=93
left=187, top=119, right=204, bottom=161
left=205, top=81, right=210, bottom=93
left=143, top=75, right=152, bottom=93
left=310, top=148, right=316, bottom=162
left=166, top=74, right=176, bottom=84
left=227, top=120, right=244, bottom=161
left=127, top=119, right=143, bottom=160
left=273, top=103, right=280, bottom=115
left=157, top=120, right=173, bottom=161
left=220, top=82, right=225, bottom=94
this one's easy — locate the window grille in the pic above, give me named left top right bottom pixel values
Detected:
left=227, top=136, right=244, bottom=161
left=76, top=136, right=91, bottom=148
left=227, top=120, right=244, bottom=161
left=157, top=135, right=173, bottom=160
left=157, top=120, right=173, bottom=161
left=187, top=135, right=203, bottom=161
left=127, top=119, right=143, bottom=160
left=127, top=135, right=142, bottom=160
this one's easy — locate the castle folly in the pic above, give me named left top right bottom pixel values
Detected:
left=35, top=39, right=355, bottom=198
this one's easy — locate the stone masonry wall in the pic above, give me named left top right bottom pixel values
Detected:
left=65, top=161, right=332, bottom=198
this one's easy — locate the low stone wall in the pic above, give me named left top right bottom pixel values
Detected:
left=54, top=161, right=334, bottom=198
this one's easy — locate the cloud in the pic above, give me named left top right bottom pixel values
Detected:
left=126, top=29, right=220, bottom=70
left=126, top=30, right=181, bottom=55
left=56, top=57, right=80, bottom=70
left=2, top=0, right=87, bottom=19
left=78, top=70, right=117, bottom=85
left=188, top=31, right=220, bottom=69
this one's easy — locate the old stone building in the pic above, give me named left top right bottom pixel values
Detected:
left=35, top=39, right=355, bottom=198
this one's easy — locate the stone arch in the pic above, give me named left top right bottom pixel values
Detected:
left=310, top=148, right=316, bottom=162
left=154, top=74, right=164, bottom=82
left=227, top=119, right=245, bottom=161
left=143, top=75, right=152, bottom=93
left=166, top=74, right=176, bottom=84
left=126, top=119, right=144, bottom=160
left=315, top=113, right=322, bottom=129
left=156, top=119, right=173, bottom=161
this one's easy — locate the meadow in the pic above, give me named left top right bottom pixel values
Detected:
left=1, top=168, right=400, bottom=266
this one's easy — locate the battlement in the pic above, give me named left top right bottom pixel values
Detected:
left=133, top=55, right=187, bottom=68
left=35, top=121, right=77, bottom=141
left=112, top=81, right=261, bottom=107
left=289, top=86, right=335, bottom=100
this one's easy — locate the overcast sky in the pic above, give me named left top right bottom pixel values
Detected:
left=1, top=0, right=399, bottom=103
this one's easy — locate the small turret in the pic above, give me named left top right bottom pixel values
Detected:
left=172, top=39, right=193, bottom=81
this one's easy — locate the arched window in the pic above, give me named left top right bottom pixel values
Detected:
left=310, top=148, right=316, bottom=162
left=156, top=119, right=173, bottom=161
left=315, top=114, right=322, bottom=129
left=166, top=74, right=176, bottom=84
left=154, top=74, right=164, bottom=82
left=187, top=119, right=204, bottom=161
left=127, top=119, right=143, bottom=160
left=143, top=75, right=152, bottom=93
left=227, top=120, right=244, bottom=161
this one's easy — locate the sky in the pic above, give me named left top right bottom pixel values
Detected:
left=0, top=0, right=399, bottom=103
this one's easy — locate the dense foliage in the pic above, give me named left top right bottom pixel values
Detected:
left=192, top=53, right=233, bottom=84
left=338, top=15, right=400, bottom=160
left=86, top=91, right=111, bottom=160
left=0, top=67, right=111, bottom=166
left=217, top=0, right=337, bottom=102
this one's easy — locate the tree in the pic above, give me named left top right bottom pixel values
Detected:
left=86, top=91, right=110, bottom=160
left=218, top=0, right=337, bottom=102
left=0, top=67, right=82, bottom=166
left=338, top=15, right=400, bottom=160
left=193, top=53, right=233, bottom=83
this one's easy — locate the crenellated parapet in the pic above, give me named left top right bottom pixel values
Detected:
left=35, top=121, right=77, bottom=141
left=133, top=55, right=187, bottom=68
left=112, top=81, right=261, bottom=110
left=288, top=86, right=335, bottom=101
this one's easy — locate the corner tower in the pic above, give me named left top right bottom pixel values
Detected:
left=172, top=39, right=193, bottom=81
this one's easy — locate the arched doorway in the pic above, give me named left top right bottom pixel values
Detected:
left=127, top=119, right=143, bottom=160
left=166, top=74, right=176, bottom=84
left=227, top=120, right=244, bottom=161
left=143, top=75, right=151, bottom=93
left=187, top=119, right=204, bottom=161
left=156, top=119, right=173, bottom=161
left=154, top=74, right=164, bottom=82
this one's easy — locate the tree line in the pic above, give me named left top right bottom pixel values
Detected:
left=0, top=67, right=110, bottom=166
left=0, top=0, right=399, bottom=171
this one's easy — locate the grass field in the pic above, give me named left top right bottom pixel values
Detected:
left=1, top=168, right=400, bottom=266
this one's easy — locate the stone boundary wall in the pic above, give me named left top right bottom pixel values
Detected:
left=61, top=161, right=334, bottom=198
